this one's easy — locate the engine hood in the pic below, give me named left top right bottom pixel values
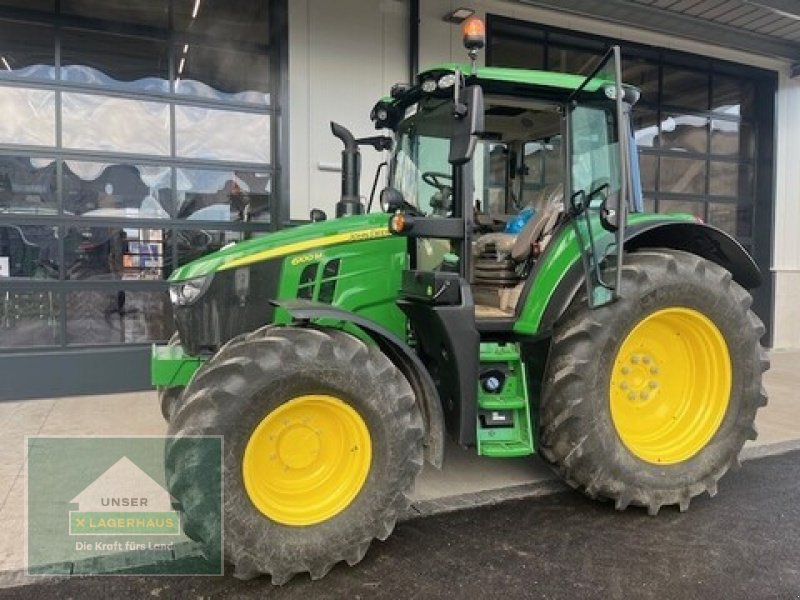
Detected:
left=169, top=213, right=392, bottom=282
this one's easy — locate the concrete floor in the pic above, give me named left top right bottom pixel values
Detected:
left=0, top=349, right=797, bottom=584
left=7, top=449, right=798, bottom=599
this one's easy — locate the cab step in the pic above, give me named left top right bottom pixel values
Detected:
left=476, top=342, right=535, bottom=458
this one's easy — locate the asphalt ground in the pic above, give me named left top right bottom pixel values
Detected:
left=3, top=448, right=800, bottom=600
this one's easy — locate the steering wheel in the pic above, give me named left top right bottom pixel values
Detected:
left=422, top=171, right=453, bottom=191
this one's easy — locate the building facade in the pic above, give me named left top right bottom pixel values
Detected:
left=0, top=0, right=798, bottom=398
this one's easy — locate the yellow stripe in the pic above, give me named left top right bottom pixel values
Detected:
left=220, top=227, right=391, bottom=270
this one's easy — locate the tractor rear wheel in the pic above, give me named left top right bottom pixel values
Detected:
left=165, top=325, right=424, bottom=584
left=540, top=249, right=768, bottom=514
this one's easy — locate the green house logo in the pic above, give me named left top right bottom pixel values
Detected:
left=68, top=456, right=180, bottom=536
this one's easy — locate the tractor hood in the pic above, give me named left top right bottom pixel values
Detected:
left=170, top=213, right=392, bottom=282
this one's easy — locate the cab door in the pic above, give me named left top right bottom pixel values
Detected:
left=566, top=46, right=632, bottom=307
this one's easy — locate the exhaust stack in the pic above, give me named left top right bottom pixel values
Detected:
left=330, top=122, right=364, bottom=217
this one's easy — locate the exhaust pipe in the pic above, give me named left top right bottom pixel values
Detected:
left=331, top=122, right=364, bottom=217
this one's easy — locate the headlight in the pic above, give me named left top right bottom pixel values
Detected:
left=169, top=275, right=211, bottom=307
left=438, top=74, right=457, bottom=89
left=421, top=79, right=436, bottom=93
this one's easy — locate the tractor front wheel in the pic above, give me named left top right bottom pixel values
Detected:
left=165, top=326, right=424, bottom=584
left=540, top=249, right=768, bottom=514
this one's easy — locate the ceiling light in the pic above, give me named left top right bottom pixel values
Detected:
left=1, top=56, right=10, bottom=71
left=191, top=0, right=201, bottom=19
left=178, top=57, right=186, bottom=74
left=443, top=7, right=474, bottom=23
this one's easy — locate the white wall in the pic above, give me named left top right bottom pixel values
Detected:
left=772, top=71, right=800, bottom=348
left=288, top=0, right=408, bottom=220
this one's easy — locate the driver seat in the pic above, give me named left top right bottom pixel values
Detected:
left=473, top=184, right=564, bottom=285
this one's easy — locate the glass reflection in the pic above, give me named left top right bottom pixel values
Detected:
left=66, top=289, right=172, bottom=345
left=0, top=290, right=60, bottom=347
left=709, top=162, right=753, bottom=198
left=659, top=156, right=706, bottom=195
left=61, top=29, right=169, bottom=93
left=64, top=224, right=167, bottom=281
left=175, top=106, right=270, bottom=162
left=0, top=224, right=59, bottom=278
left=176, top=168, right=271, bottom=222
left=0, top=156, right=57, bottom=214
left=0, top=87, right=55, bottom=147
left=63, top=161, right=171, bottom=218
left=175, top=44, right=270, bottom=105
left=61, top=92, right=170, bottom=155
left=658, top=113, right=708, bottom=153
left=0, top=21, right=55, bottom=80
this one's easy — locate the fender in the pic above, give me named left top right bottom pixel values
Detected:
left=533, top=219, right=762, bottom=334
left=271, top=299, right=445, bottom=468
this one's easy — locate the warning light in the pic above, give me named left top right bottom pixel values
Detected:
left=462, top=17, right=485, bottom=51
left=389, top=212, right=406, bottom=233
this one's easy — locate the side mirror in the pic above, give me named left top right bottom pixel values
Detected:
left=310, top=208, right=327, bottom=222
left=599, top=193, right=620, bottom=232
left=449, top=85, right=484, bottom=166
left=379, top=187, right=405, bottom=213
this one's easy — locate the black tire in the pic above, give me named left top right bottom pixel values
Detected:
left=157, top=332, right=183, bottom=421
left=165, top=325, right=424, bottom=584
left=540, top=249, right=769, bottom=515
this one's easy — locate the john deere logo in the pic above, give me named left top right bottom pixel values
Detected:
left=69, top=456, right=180, bottom=536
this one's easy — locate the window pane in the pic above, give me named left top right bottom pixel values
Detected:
left=66, top=288, right=172, bottom=345
left=64, top=224, right=167, bottom=281
left=176, top=168, right=271, bottom=223
left=63, top=161, right=171, bottom=219
left=659, top=199, right=705, bottom=220
left=632, top=109, right=659, bottom=148
left=547, top=46, right=600, bottom=75
left=62, top=92, right=170, bottom=155
left=661, top=66, right=708, bottom=110
left=708, top=202, right=753, bottom=238
left=711, top=119, right=753, bottom=158
left=0, top=223, right=59, bottom=278
left=659, top=113, right=708, bottom=153
left=712, top=74, right=754, bottom=119
left=175, top=43, right=270, bottom=105
left=489, top=37, right=544, bottom=70
left=173, top=0, right=269, bottom=45
left=709, top=161, right=753, bottom=198
left=639, top=153, right=656, bottom=192
left=0, top=20, right=55, bottom=80
left=61, top=0, right=168, bottom=29
left=0, top=290, right=60, bottom=347
left=175, top=106, right=270, bottom=162
left=659, top=156, right=706, bottom=195
left=61, top=29, right=169, bottom=93
left=622, top=58, right=658, bottom=106
left=0, top=87, right=55, bottom=146
left=0, top=156, right=57, bottom=215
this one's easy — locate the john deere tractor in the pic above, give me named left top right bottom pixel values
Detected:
left=153, top=20, right=768, bottom=584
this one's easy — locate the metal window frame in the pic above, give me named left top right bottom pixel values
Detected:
left=0, top=0, right=289, bottom=359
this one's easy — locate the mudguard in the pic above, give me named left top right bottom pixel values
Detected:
left=271, top=299, right=446, bottom=468
left=537, top=219, right=762, bottom=333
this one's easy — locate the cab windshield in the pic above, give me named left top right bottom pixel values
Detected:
left=389, top=95, right=566, bottom=219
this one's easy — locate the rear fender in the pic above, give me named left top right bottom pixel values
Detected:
left=271, top=299, right=446, bottom=468
left=532, top=219, right=761, bottom=334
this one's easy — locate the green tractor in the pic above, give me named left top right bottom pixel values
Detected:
left=153, top=22, right=768, bottom=584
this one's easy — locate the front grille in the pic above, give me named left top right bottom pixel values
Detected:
left=173, top=258, right=281, bottom=355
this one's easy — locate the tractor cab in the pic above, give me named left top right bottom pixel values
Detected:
left=369, top=20, right=637, bottom=447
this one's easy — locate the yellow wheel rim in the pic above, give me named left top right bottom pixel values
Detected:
left=242, top=394, right=372, bottom=526
left=609, top=307, right=731, bottom=465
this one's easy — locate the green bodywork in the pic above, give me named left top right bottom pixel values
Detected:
left=476, top=342, right=534, bottom=458
left=151, top=209, right=695, bottom=387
